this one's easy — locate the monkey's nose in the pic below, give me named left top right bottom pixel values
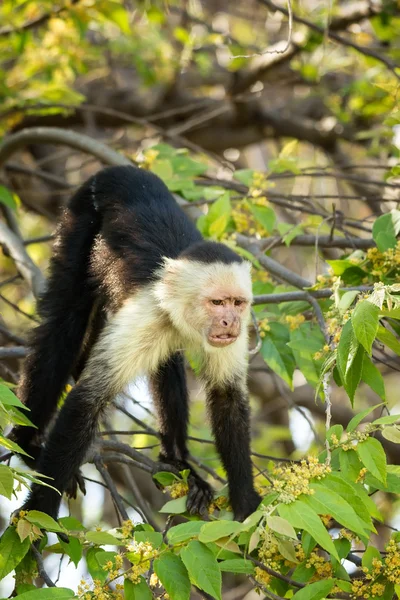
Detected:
left=221, top=319, right=229, bottom=327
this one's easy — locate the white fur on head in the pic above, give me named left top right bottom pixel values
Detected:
left=153, top=257, right=253, bottom=366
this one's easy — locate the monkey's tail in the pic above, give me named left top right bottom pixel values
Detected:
left=13, top=175, right=102, bottom=456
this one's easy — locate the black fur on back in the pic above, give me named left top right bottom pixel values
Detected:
left=13, top=165, right=243, bottom=453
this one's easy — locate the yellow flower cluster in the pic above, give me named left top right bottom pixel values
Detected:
left=254, top=270, right=271, bottom=283
left=167, top=481, right=189, bottom=498
left=384, top=538, right=400, bottom=584
left=351, top=539, right=400, bottom=598
left=314, top=274, right=337, bottom=290
left=231, top=187, right=271, bottom=236
left=120, top=519, right=135, bottom=541
left=272, top=456, right=331, bottom=504
left=150, top=573, right=161, bottom=588
left=356, top=468, right=368, bottom=483
left=141, top=148, right=159, bottom=169
left=366, top=244, right=400, bottom=278
left=208, top=495, right=231, bottom=515
left=78, top=579, right=123, bottom=600
left=102, top=554, right=123, bottom=581
left=285, top=314, right=305, bottom=331
left=254, top=566, right=272, bottom=587
left=126, top=541, right=156, bottom=584
left=258, top=530, right=286, bottom=571
left=258, top=317, right=271, bottom=339
left=306, top=550, right=333, bottom=579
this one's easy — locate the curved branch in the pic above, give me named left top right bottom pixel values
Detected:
left=236, top=234, right=312, bottom=289
left=0, top=222, right=45, bottom=297
left=0, top=127, right=131, bottom=168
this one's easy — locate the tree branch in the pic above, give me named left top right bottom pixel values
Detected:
left=0, top=222, right=45, bottom=297
left=0, top=127, right=131, bottom=168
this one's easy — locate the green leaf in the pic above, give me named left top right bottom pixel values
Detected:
left=85, top=530, right=121, bottom=545
left=58, top=516, right=85, bottom=531
left=347, top=403, right=383, bottom=432
left=304, top=484, right=368, bottom=538
left=344, top=345, right=364, bottom=406
left=382, top=426, right=400, bottom=443
left=124, top=577, right=152, bottom=600
left=60, top=536, right=82, bottom=568
left=199, top=520, right=242, bottom=544
left=0, top=464, right=14, bottom=499
left=352, top=301, right=379, bottom=355
left=323, top=472, right=376, bottom=529
left=159, top=495, right=188, bottom=514
left=376, top=325, right=400, bottom=355
left=25, top=511, right=63, bottom=533
left=135, top=531, right=163, bottom=548
left=278, top=501, right=339, bottom=560
left=362, top=546, right=381, bottom=570
left=0, top=383, right=26, bottom=408
left=181, top=541, right=222, bottom=600
left=361, top=354, right=386, bottom=400
left=0, top=435, right=31, bottom=457
left=86, top=547, right=107, bottom=583
left=373, top=414, right=400, bottom=425
left=339, top=450, right=363, bottom=481
left=7, top=407, right=35, bottom=427
left=167, top=521, right=204, bottom=545
left=218, top=558, right=254, bottom=574
left=372, top=212, right=400, bottom=251
left=233, top=169, right=254, bottom=187
left=154, top=552, right=191, bottom=600
left=292, top=579, right=334, bottom=600
left=0, top=185, right=18, bottom=211
left=266, top=515, right=297, bottom=539
left=338, top=290, right=359, bottom=314
left=153, top=471, right=179, bottom=486
left=11, top=589, right=75, bottom=599
left=288, top=324, right=325, bottom=389
left=336, top=320, right=359, bottom=381
left=356, top=437, right=387, bottom=484
left=261, top=323, right=295, bottom=389
left=249, top=204, right=276, bottom=233
left=0, top=527, right=30, bottom=579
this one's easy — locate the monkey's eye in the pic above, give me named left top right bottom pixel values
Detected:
left=212, top=300, right=223, bottom=306
left=234, top=299, right=244, bottom=306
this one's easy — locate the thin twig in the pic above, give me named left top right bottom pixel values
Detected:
left=31, top=544, right=56, bottom=587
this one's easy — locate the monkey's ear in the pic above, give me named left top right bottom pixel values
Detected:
left=161, top=257, right=185, bottom=275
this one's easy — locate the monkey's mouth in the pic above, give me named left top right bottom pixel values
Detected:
left=208, top=334, right=238, bottom=347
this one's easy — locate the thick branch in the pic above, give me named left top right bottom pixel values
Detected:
left=0, top=127, right=131, bottom=168
left=0, top=222, right=45, bottom=297
left=236, top=234, right=312, bottom=288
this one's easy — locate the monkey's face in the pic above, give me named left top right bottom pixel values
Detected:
left=205, top=297, right=249, bottom=347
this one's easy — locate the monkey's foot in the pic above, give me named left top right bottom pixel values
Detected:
left=65, top=469, right=86, bottom=499
left=153, top=459, right=213, bottom=517
left=186, top=473, right=213, bottom=517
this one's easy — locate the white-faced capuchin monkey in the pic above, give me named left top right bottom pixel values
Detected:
left=10, top=165, right=261, bottom=522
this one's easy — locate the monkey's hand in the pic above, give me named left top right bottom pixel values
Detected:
left=65, top=469, right=86, bottom=499
left=153, top=458, right=213, bottom=517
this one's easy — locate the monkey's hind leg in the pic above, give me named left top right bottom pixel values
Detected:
left=151, top=353, right=213, bottom=516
